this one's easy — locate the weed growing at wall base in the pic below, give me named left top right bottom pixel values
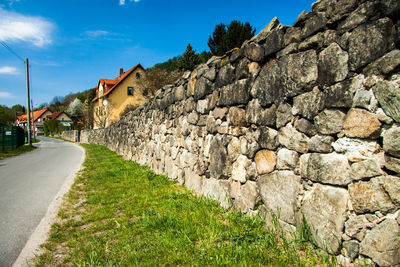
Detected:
left=35, top=144, right=333, bottom=266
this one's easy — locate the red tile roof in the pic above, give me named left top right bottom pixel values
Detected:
left=47, top=111, right=63, bottom=120
left=92, top=64, right=144, bottom=102
left=16, top=108, right=49, bottom=123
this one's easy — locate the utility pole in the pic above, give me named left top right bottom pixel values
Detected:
left=31, top=99, right=35, bottom=140
left=26, top=58, right=32, bottom=145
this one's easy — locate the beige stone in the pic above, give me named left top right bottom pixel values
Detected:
left=343, top=108, right=381, bottom=138
left=255, top=150, right=277, bottom=175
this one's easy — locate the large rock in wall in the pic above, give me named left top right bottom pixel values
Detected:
left=78, top=0, right=400, bottom=265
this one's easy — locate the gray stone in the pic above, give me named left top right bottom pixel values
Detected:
left=184, top=168, right=203, bottom=195
left=301, top=152, right=352, bottom=185
left=251, top=60, right=284, bottom=107
left=202, top=178, right=231, bottom=209
left=363, top=50, right=400, bottom=77
left=360, top=219, right=400, bottom=266
left=318, top=43, right=348, bottom=86
left=383, top=125, right=400, bottom=157
left=235, top=180, right=259, bottom=213
left=314, top=109, right=346, bottom=135
left=246, top=99, right=276, bottom=127
left=207, top=90, right=219, bottom=110
left=332, top=137, right=380, bottom=162
left=187, top=111, right=199, bottom=125
left=284, top=27, right=301, bottom=45
left=308, top=135, right=334, bottom=153
left=349, top=176, right=399, bottom=214
left=324, top=80, right=354, bottom=109
left=277, top=43, right=298, bottom=58
left=194, top=77, right=212, bottom=101
left=351, top=159, right=382, bottom=181
left=301, top=12, right=327, bottom=39
left=196, top=99, right=209, bottom=115
left=294, top=118, right=317, bottom=137
left=219, top=79, right=249, bottom=106
left=206, top=116, right=217, bottom=134
left=298, top=30, right=338, bottom=52
left=203, top=67, right=216, bottom=82
left=345, top=214, right=370, bottom=241
left=348, top=18, right=394, bottom=71
left=263, top=28, right=284, bottom=57
left=343, top=108, right=381, bottom=139
left=228, top=107, right=247, bottom=127
left=342, top=240, right=360, bottom=261
left=235, top=58, right=250, bottom=80
left=385, top=154, right=400, bottom=174
left=292, top=88, right=325, bottom=119
left=258, top=127, right=279, bottom=150
left=174, top=85, right=185, bottom=101
left=215, top=63, right=235, bottom=88
left=257, top=170, right=301, bottom=224
left=227, top=137, right=241, bottom=164
left=279, top=50, right=318, bottom=97
left=299, top=184, right=349, bottom=254
left=278, top=124, right=309, bottom=154
left=337, top=1, right=378, bottom=34
left=185, top=97, right=196, bottom=113
left=352, top=89, right=371, bottom=109
left=212, top=107, right=227, bottom=120
left=251, top=17, right=281, bottom=43
left=373, top=81, right=400, bottom=123
left=277, top=148, right=299, bottom=170
left=244, top=43, right=264, bottom=62
left=276, top=102, right=293, bottom=129
left=209, top=137, right=228, bottom=179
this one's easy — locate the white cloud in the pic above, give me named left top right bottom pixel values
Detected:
left=0, top=66, right=19, bottom=75
left=119, top=0, right=125, bottom=5
left=84, top=30, right=110, bottom=38
left=0, top=8, right=54, bottom=47
left=0, top=92, right=13, bottom=99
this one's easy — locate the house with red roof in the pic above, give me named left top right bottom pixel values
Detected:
left=91, top=64, right=148, bottom=128
left=47, top=111, right=73, bottom=129
left=16, top=108, right=52, bottom=135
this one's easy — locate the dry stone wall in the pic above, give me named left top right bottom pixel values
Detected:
left=75, top=0, right=400, bottom=265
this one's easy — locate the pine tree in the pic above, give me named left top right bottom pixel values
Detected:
left=178, top=43, right=200, bottom=71
left=208, top=21, right=256, bottom=56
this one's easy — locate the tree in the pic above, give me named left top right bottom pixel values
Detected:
left=0, top=105, right=14, bottom=125
left=43, top=119, right=64, bottom=136
left=136, top=67, right=183, bottom=96
left=67, top=98, right=84, bottom=117
left=178, top=43, right=200, bottom=71
left=11, top=104, right=25, bottom=116
left=208, top=21, right=256, bottom=56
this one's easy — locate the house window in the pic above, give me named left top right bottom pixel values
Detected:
left=143, top=88, right=148, bottom=96
left=127, top=87, right=134, bottom=96
left=136, top=72, right=141, bottom=79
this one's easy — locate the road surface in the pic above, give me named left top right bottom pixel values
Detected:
left=0, top=137, right=84, bottom=267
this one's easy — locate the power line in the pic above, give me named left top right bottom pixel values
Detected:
left=0, top=39, right=25, bottom=63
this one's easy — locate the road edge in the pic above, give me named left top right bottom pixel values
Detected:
left=12, top=142, right=85, bottom=267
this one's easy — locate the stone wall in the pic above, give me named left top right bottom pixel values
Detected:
left=77, top=0, right=400, bottom=265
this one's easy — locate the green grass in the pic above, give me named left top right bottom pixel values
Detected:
left=35, top=144, right=334, bottom=266
left=0, top=144, right=37, bottom=160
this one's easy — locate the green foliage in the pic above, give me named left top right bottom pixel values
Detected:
left=0, top=105, right=15, bottom=125
left=178, top=43, right=200, bottom=71
left=11, top=104, right=25, bottom=116
left=44, top=119, right=64, bottom=136
left=154, top=56, right=180, bottom=73
left=208, top=20, right=256, bottom=56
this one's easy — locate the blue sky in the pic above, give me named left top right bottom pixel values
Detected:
left=0, top=0, right=314, bottom=108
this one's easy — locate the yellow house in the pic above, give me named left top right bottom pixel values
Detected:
left=91, top=64, right=148, bottom=128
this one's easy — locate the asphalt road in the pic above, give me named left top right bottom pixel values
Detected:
left=0, top=137, right=84, bottom=267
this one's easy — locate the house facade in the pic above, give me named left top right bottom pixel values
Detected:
left=16, top=108, right=52, bottom=136
left=47, top=111, right=73, bottom=130
left=91, top=64, right=148, bottom=128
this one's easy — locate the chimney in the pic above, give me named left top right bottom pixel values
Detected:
left=119, top=68, right=124, bottom=77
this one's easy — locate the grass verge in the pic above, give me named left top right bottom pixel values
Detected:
left=0, top=144, right=37, bottom=160
left=35, top=144, right=334, bottom=266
